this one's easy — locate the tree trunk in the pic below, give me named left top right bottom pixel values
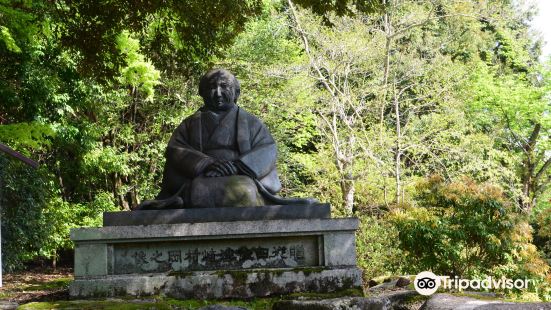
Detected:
left=341, top=178, right=355, bottom=215
left=113, top=173, right=129, bottom=210
left=380, top=0, right=392, bottom=137
left=394, top=95, right=402, bottom=204
left=519, top=123, right=541, bottom=212
left=51, top=250, right=57, bottom=270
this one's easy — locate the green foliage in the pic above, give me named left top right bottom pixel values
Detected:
left=0, top=122, right=54, bottom=152
left=391, top=176, right=549, bottom=288
left=0, top=25, right=21, bottom=53
left=0, top=155, right=51, bottom=270
left=116, top=31, right=161, bottom=101
left=219, top=7, right=323, bottom=203
left=0, top=152, right=119, bottom=270
left=55, top=0, right=264, bottom=77
left=392, top=176, right=517, bottom=276
left=0, top=0, right=549, bottom=298
left=292, top=0, right=383, bottom=21
left=533, top=205, right=551, bottom=269
left=356, top=214, right=404, bottom=280
left=467, top=62, right=550, bottom=210
left=390, top=175, right=551, bottom=299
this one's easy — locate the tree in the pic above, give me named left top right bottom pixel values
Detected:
left=286, top=0, right=507, bottom=212
left=54, top=0, right=264, bottom=78
left=468, top=63, right=550, bottom=212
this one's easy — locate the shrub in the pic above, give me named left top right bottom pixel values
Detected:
left=356, top=214, right=405, bottom=280
left=391, top=176, right=550, bottom=300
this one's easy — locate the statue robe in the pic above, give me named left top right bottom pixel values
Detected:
left=156, top=106, right=282, bottom=207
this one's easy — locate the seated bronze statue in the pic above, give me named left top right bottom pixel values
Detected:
left=138, top=69, right=316, bottom=209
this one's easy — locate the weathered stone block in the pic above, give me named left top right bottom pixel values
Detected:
left=323, top=232, right=357, bottom=267
left=74, top=243, right=108, bottom=277
left=71, top=215, right=362, bottom=299
left=69, top=267, right=362, bottom=299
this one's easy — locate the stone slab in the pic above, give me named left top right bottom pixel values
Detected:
left=420, top=293, right=551, bottom=310
left=272, top=290, right=418, bottom=310
left=103, top=204, right=331, bottom=226
left=0, top=302, right=18, bottom=310
left=198, top=306, right=249, bottom=310
left=323, top=232, right=357, bottom=267
left=69, top=267, right=362, bottom=299
left=74, top=243, right=108, bottom=277
left=71, top=218, right=359, bottom=242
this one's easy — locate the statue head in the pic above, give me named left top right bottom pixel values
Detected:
left=199, top=69, right=241, bottom=111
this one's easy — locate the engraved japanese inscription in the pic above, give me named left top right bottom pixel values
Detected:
left=113, top=236, right=319, bottom=274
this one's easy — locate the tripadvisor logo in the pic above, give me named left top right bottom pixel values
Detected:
left=414, top=271, right=533, bottom=296
left=414, top=271, right=440, bottom=296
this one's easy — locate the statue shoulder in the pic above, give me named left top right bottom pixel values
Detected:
left=185, top=110, right=202, bottom=121
left=172, top=110, right=201, bottom=135
left=179, top=110, right=202, bottom=125
left=238, top=107, right=266, bottom=128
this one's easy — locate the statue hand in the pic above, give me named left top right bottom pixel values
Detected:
left=205, top=161, right=238, bottom=177
left=205, top=169, right=223, bottom=177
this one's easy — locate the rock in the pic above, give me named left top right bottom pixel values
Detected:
left=460, top=291, right=497, bottom=299
left=476, top=303, right=551, bottom=309
left=421, top=294, right=499, bottom=310
left=198, top=305, right=250, bottom=310
left=368, top=279, right=398, bottom=291
left=0, top=301, right=18, bottom=310
left=396, top=277, right=411, bottom=288
left=273, top=290, right=418, bottom=310
left=421, top=293, right=551, bottom=310
left=273, top=297, right=357, bottom=310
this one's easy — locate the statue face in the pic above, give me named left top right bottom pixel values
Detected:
left=201, top=71, right=239, bottom=111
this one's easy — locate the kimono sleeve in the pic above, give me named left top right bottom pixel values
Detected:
left=237, top=119, right=277, bottom=180
left=165, top=119, right=214, bottom=178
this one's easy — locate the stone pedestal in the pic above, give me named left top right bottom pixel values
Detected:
left=70, top=205, right=362, bottom=299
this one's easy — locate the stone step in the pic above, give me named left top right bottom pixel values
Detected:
left=103, top=204, right=331, bottom=226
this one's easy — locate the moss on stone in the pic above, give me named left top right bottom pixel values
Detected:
left=212, top=269, right=249, bottom=286
left=19, top=297, right=277, bottom=310
left=229, top=270, right=249, bottom=287
left=401, top=294, right=430, bottom=305
left=24, top=277, right=73, bottom=291
left=167, top=270, right=195, bottom=278
left=451, top=291, right=514, bottom=302
left=285, top=288, right=364, bottom=299
left=291, top=266, right=326, bottom=276
left=18, top=300, right=171, bottom=310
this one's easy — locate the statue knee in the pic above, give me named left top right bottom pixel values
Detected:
left=190, top=176, right=265, bottom=208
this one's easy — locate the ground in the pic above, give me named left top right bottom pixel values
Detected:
left=1, top=270, right=546, bottom=309
left=0, top=268, right=72, bottom=305
left=0, top=269, right=357, bottom=309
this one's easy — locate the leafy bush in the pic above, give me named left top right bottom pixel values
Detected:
left=356, top=214, right=405, bottom=280
left=0, top=156, right=118, bottom=270
left=0, top=156, right=51, bottom=270
left=391, top=176, right=548, bottom=277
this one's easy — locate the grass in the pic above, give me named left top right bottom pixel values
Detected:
left=18, top=297, right=276, bottom=310
left=16, top=289, right=366, bottom=310
left=22, top=277, right=73, bottom=292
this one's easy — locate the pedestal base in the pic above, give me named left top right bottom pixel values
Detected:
left=70, top=267, right=362, bottom=299
left=70, top=207, right=362, bottom=299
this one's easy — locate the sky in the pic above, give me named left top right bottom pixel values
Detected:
left=532, top=0, right=551, bottom=60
